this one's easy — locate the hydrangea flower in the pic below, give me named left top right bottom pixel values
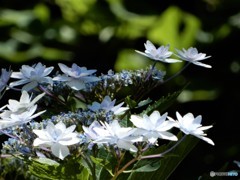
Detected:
left=0, top=91, right=46, bottom=129
left=130, top=111, right=178, bottom=144
left=169, top=112, right=214, bottom=145
left=33, top=121, right=80, bottom=160
left=0, top=91, right=45, bottom=114
left=175, top=47, right=212, bottom=68
left=10, top=63, right=54, bottom=91
left=135, top=40, right=181, bottom=63
left=90, top=120, right=142, bottom=152
left=0, top=68, right=11, bottom=93
left=53, top=63, right=100, bottom=90
left=0, top=105, right=45, bottom=129
left=88, top=96, right=129, bottom=115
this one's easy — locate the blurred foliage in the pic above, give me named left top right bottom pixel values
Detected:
left=0, top=0, right=240, bottom=179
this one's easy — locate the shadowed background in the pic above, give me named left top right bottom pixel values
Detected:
left=0, top=0, right=239, bottom=179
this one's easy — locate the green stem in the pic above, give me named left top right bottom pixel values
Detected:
left=112, top=156, right=139, bottom=180
left=141, top=135, right=187, bottom=160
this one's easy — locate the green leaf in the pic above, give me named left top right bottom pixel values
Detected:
left=136, top=98, right=152, bottom=108
left=28, top=157, right=90, bottom=180
left=91, top=148, right=113, bottom=179
left=140, top=87, right=185, bottom=115
left=127, top=133, right=199, bottom=180
left=130, top=160, right=161, bottom=173
left=125, top=96, right=138, bottom=109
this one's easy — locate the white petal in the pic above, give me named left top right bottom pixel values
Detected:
left=149, top=111, right=161, bottom=125
left=22, top=81, right=38, bottom=91
left=197, top=125, right=213, bottom=131
left=66, top=80, right=85, bottom=90
left=55, top=121, right=66, bottom=132
left=43, top=67, right=54, bottom=76
left=33, top=137, right=51, bottom=146
left=58, top=63, right=71, bottom=75
left=11, top=72, right=24, bottom=79
left=59, top=136, right=80, bottom=146
left=194, top=134, right=215, bottom=145
left=64, top=124, right=76, bottom=134
left=9, top=79, right=30, bottom=87
left=130, top=115, right=145, bottom=129
left=192, top=61, right=212, bottom=68
left=117, top=140, right=138, bottom=152
left=162, top=58, right=182, bottom=63
left=157, top=131, right=178, bottom=141
left=51, top=143, right=70, bottom=160
left=30, top=92, right=45, bottom=106
left=20, top=91, right=30, bottom=103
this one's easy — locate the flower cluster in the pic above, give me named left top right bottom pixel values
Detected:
left=0, top=40, right=214, bottom=179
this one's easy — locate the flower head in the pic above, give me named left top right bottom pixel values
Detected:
left=0, top=91, right=45, bottom=129
left=90, top=120, right=141, bottom=152
left=130, top=111, right=177, bottom=144
left=135, top=40, right=181, bottom=63
left=170, top=112, right=214, bottom=145
left=10, top=63, right=54, bottom=91
left=33, top=121, right=80, bottom=160
left=88, top=96, right=129, bottom=115
left=175, top=47, right=212, bottom=68
left=0, top=91, right=45, bottom=114
left=0, top=105, right=45, bottom=129
left=53, top=63, right=100, bottom=90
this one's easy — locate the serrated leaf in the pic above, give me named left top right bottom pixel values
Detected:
left=130, top=160, right=161, bottom=173
left=140, top=85, right=188, bottom=115
left=137, top=98, right=152, bottom=108
left=33, top=157, right=60, bottom=166
left=28, top=157, right=90, bottom=180
left=127, top=133, right=199, bottom=180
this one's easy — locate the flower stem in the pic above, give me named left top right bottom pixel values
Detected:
left=112, top=156, right=139, bottom=180
left=145, top=62, right=157, bottom=81
left=141, top=135, right=187, bottom=160
left=163, top=62, right=191, bottom=84
left=38, top=85, right=66, bottom=105
left=0, top=130, right=21, bottom=141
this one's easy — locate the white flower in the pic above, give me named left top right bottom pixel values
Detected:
left=175, top=47, right=212, bottom=68
left=0, top=91, right=45, bottom=114
left=130, top=111, right=178, bottom=144
left=53, top=63, right=100, bottom=90
left=92, top=120, right=142, bottom=152
left=33, top=121, right=80, bottom=160
left=82, top=121, right=102, bottom=141
left=171, top=112, right=214, bottom=145
left=0, top=68, right=11, bottom=93
left=10, top=63, right=54, bottom=91
left=135, top=40, right=182, bottom=63
left=0, top=105, right=45, bottom=129
left=88, top=96, right=129, bottom=115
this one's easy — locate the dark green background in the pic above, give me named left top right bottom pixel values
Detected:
left=0, top=0, right=239, bottom=179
